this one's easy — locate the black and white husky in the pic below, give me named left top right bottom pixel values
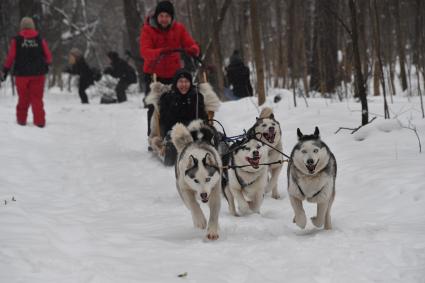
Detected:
left=171, top=120, right=222, bottom=240
left=287, top=127, right=337, bottom=230
left=248, top=107, right=283, bottom=199
left=223, top=139, right=269, bottom=216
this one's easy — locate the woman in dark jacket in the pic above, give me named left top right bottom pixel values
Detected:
left=226, top=50, right=253, bottom=99
left=104, top=51, right=136, bottom=103
left=66, top=48, right=95, bottom=104
left=159, top=69, right=207, bottom=138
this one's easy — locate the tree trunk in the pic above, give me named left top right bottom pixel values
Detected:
left=310, top=0, right=338, bottom=94
left=123, top=0, right=143, bottom=90
left=371, top=0, right=390, bottom=118
left=209, top=0, right=225, bottom=97
left=349, top=0, right=368, bottom=125
left=250, top=0, right=265, bottom=105
left=392, top=0, right=408, bottom=91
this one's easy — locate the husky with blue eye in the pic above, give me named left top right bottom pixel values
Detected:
left=171, top=120, right=222, bottom=240
left=222, top=138, right=269, bottom=216
left=287, top=127, right=337, bottom=230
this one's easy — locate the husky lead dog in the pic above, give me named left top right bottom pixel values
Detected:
left=287, top=127, right=337, bottom=230
left=171, top=121, right=222, bottom=240
left=248, top=107, right=283, bottom=199
left=223, top=139, right=269, bottom=216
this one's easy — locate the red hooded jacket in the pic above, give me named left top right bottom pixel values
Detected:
left=4, top=29, right=52, bottom=76
left=140, top=16, right=199, bottom=79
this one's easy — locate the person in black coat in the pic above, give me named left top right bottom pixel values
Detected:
left=159, top=69, right=207, bottom=138
left=104, top=51, right=136, bottom=103
left=225, top=50, right=253, bottom=99
left=66, top=48, right=95, bottom=104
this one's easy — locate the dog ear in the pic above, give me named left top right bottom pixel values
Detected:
left=297, top=128, right=303, bottom=139
left=202, top=152, right=214, bottom=166
left=314, top=126, right=320, bottom=138
left=188, top=155, right=198, bottom=168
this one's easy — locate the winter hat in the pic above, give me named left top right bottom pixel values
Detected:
left=69, top=47, right=83, bottom=59
left=107, top=51, right=119, bottom=62
left=172, top=69, right=193, bottom=91
left=154, top=1, right=175, bottom=20
left=20, top=17, right=35, bottom=30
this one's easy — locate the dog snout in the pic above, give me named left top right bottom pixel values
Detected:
left=268, top=127, right=275, bottom=132
left=307, top=158, right=315, bottom=165
left=253, top=150, right=259, bottom=157
left=200, top=192, right=208, bottom=199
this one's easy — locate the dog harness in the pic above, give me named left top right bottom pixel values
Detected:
left=296, top=183, right=323, bottom=198
left=231, top=156, right=259, bottom=189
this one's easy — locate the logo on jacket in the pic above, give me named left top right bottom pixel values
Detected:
left=22, top=39, right=39, bottom=48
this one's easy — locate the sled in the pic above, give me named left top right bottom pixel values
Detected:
left=146, top=49, right=219, bottom=166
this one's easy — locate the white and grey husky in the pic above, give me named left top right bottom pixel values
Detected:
left=171, top=120, right=222, bottom=240
left=223, top=139, right=269, bottom=216
left=287, top=127, right=337, bottom=230
left=248, top=107, right=283, bottom=199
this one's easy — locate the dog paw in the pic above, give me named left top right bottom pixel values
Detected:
left=238, top=204, right=252, bottom=216
left=294, top=214, right=307, bottom=229
left=324, top=221, right=332, bottom=230
left=206, top=229, right=219, bottom=241
left=193, top=215, right=207, bottom=230
left=271, top=192, right=281, bottom=199
left=311, top=216, right=324, bottom=228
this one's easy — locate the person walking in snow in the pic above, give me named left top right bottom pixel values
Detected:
left=1, top=17, right=51, bottom=127
left=140, top=0, right=200, bottom=139
left=104, top=51, right=137, bottom=103
left=225, top=50, right=253, bottom=99
left=65, top=48, right=97, bottom=104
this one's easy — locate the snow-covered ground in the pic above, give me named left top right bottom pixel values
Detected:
left=1, top=86, right=424, bottom=283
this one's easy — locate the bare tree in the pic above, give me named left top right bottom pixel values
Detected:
left=250, top=0, right=265, bottom=105
left=349, top=0, right=368, bottom=125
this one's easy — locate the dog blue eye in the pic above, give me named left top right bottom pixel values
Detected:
left=194, top=179, right=199, bottom=183
left=313, top=149, right=318, bottom=153
left=205, top=177, right=211, bottom=182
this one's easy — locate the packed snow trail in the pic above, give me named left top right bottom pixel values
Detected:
left=1, top=88, right=424, bottom=282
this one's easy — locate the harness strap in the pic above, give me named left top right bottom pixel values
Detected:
left=296, top=183, right=324, bottom=198
left=231, top=156, right=259, bottom=189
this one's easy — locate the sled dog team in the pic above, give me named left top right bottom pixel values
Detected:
left=171, top=107, right=337, bottom=240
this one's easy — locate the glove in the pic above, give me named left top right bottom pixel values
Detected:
left=1, top=68, right=9, bottom=81
left=185, top=46, right=199, bottom=57
left=160, top=47, right=175, bottom=55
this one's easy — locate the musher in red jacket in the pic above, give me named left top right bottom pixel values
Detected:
left=140, top=0, right=200, bottom=139
left=1, top=17, right=52, bottom=127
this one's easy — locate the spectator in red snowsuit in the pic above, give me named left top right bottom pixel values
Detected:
left=140, top=0, right=200, bottom=138
left=1, top=17, right=52, bottom=127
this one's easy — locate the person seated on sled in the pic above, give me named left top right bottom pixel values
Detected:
left=145, top=69, right=220, bottom=155
left=103, top=51, right=137, bottom=103
left=159, top=69, right=207, bottom=138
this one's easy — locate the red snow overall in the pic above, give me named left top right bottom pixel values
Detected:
left=3, top=29, right=52, bottom=126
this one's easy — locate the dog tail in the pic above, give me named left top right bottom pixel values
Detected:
left=259, top=107, right=273, bottom=119
left=171, top=123, right=194, bottom=152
